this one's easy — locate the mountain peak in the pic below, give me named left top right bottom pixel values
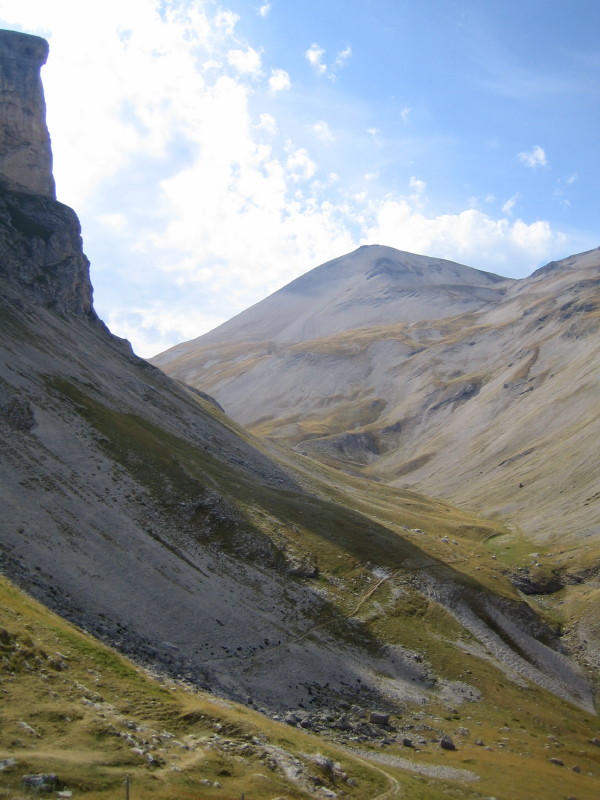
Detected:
left=178, top=245, right=510, bottom=349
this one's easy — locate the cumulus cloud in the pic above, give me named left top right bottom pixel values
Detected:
left=408, top=176, right=426, bottom=194
left=0, top=0, right=575, bottom=358
left=310, top=120, right=335, bottom=143
left=518, top=145, right=547, bottom=168
left=268, top=67, right=291, bottom=93
left=227, top=46, right=262, bottom=75
left=362, top=200, right=565, bottom=274
left=305, top=42, right=351, bottom=79
left=257, top=112, right=277, bottom=134
left=286, top=148, right=317, bottom=181
left=258, top=2, right=271, bottom=17
left=305, top=43, right=327, bottom=75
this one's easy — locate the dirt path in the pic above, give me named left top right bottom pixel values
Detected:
left=350, top=751, right=401, bottom=799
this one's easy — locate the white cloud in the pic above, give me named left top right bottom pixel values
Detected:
left=305, top=42, right=352, bottom=80
left=400, top=106, right=411, bottom=123
left=258, top=3, right=271, bottom=17
left=306, top=43, right=327, bottom=75
left=257, top=113, right=277, bottom=134
left=363, top=200, right=565, bottom=274
left=518, top=145, right=547, bottom=168
left=310, top=120, right=335, bottom=143
left=268, top=67, right=291, bottom=93
left=98, top=212, right=127, bottom=231
left=334, top=44, right=352, bottom=69
left=106, top=304, right=225, bottom=359
left=0, top=0, right=577, bottom=359
left=502, top=193, right=520, bottom=215
left=286, top=148, right=317, bottom=181
left=227, top=46, right=262, bottom=76
left=214, top=10, right=239, bottom=35
left=408, top=176, right=426, bottom=194
left=566, top=172, right=578, bottom=185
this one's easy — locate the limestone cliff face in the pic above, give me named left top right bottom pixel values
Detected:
left=0, top=29, right=55, bottom=198
left=0, top=186, right=96, bottom=317
left=0, top=30, right=95, bottom=318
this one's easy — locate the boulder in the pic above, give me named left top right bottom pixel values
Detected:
left=369, top=712, right=390, bottom=726
left=439, top=735, right=456, bottom=751
left=22, top=774, right=59, bottom=792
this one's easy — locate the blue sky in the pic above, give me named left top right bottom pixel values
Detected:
left=1, top=0, right=598, bottom=356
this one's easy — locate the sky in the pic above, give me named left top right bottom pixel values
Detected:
left=1, top=0, right=598, bottom=357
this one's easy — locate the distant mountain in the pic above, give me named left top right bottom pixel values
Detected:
left=153, top=244, right=599, bottom=541
left=154, top=244, right=600, bottom=678
left=160, top=245, right=509, bottom=355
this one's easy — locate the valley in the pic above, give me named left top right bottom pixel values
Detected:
left=1, top=27, right=599, bottom=800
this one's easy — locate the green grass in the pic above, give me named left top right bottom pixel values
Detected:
left=3, top=572, right=596, bottom=800
left=0, top=575, right=393, bottom=800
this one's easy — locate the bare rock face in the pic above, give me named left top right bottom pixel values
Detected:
left=0, top=29, right=55, bottom=198
left=0, top=30, right=95, bottom=318
left=0, top=186, right=96, bottom=317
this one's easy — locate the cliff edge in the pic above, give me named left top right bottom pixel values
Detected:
left=0, top=30, right=96, bottom=319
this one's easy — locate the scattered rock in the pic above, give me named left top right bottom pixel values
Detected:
left=402, top=737, right=413, bottom=748
left=549, top=757, right=564, bottom=766
left=369, top=712, right=390, bottom=727
left=334, top=713, right=351, bottom=730
left=22, top=774, right=59, bottom=791
left=474, top=738, right=485, bottom=746
left=439, top=735, right=456, bottom=751
left=17, top=720, right=38, bottom=736
left=511, top=570, right=564, bottom=595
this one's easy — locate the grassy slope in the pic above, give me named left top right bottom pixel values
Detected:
left=0, top=575, right=392, bottom=800
left=2, top=574, right=600, bottom=800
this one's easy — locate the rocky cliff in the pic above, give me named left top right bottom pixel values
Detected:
left=0, top=29, right=55, bottom=198
left=0, top=29, right=94, bottom=318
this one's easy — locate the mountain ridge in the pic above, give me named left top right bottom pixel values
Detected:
left=156, top=245, right=511, bottom=357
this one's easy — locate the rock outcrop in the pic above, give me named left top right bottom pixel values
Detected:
left=0, top=31, right=95, bottom=318
left=0, top=29, right=55, bottom=198
left=0, top=185, right=97, bottom=317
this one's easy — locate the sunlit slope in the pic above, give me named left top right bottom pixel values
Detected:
left=3, top=567, right=600, bottom=800
left=153, top=246, right=600, bottom=551
left=0, top=574, right=390, bottom=800
left=153, top=244, right=509, bottom=356
left=1, top=230, right=595, bottom=721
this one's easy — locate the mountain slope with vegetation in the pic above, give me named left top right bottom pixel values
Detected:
left=1, top=28, right=599, bottom=800
left=1, top=176, right=599, bottom=800
left=154, top=245, right=600, bottom=682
